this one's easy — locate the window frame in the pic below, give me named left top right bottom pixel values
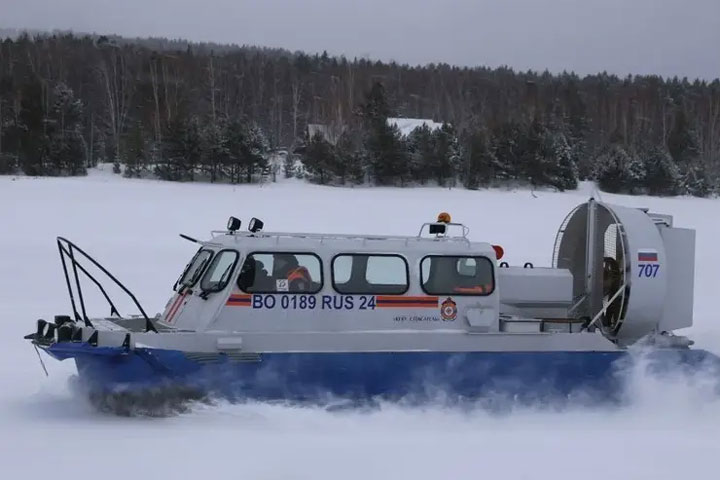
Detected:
left=331, top=253, right=410, bottom=295
left=200, top=249, right=240, bottom=293
left=175, top=248, right=215, bottom=290
left=237, top=251, right=324, bottom=294
left=419, top=255, right=496, bottom=296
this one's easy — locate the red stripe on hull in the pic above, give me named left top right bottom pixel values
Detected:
left=165, top=291, right=188, bottom=324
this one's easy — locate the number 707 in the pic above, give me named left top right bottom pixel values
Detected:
left=638, top=264, right=659, bottom=277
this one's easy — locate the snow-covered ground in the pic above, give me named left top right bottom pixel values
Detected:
left=1, top=168, right=720, bottom=479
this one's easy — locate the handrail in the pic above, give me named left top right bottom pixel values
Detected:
left=417, top=222, right=470, bottom=240
left=209, top=228, right=472, bottom=243
left=57, top=241, right=82, bottom=323
left=56, top=237, right=157, bottom=333
left=58, top=243, right=120, bottom=317
left=584, top=283, right=626, bottom=331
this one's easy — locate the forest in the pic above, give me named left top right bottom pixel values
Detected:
left=0, top=31, right=718, bottom=196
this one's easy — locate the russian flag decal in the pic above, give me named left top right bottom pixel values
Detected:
left=638, top=249, right=658, bottom=262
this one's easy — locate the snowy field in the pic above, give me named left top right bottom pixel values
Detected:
left=1, top=167, right=720, bottom=479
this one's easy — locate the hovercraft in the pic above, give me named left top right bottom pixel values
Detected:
left=25, top=199, right=720, bottom=410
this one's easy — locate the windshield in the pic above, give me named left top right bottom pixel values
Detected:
left=175, top=249, right=214, bottom=290
left=201, top=250, right=239, bottom=292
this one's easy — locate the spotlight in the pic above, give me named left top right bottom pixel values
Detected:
left=248, top=217, right=264, bottom=233
left=227, top=216, right=242, bottom=232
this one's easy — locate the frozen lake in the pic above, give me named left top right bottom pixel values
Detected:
left=2, top=169, right=719, bottom=479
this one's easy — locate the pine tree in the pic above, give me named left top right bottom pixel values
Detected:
left=432, top=123, right=462, bottom=187
left=158, top=117, right=200, bottom=181
left=201, top=120, right=229, bottom=182
left=225, top=119, right=269, bottom=183
left=358, top=82, right=410, bottom=185
left=360, top=81, right=393, bottom=126
left=16, top=76, right=46, bottom=176
left=680, top=162, right=712, bottom=197
left=407, top=125, right=434, bottom=184
left=365, top=122, right=409, bottom=186
left=245, top=122, right=270, bottom=183
left=302, top=131, right=336, bottom=184
left=46, top=83, right=86, bottom=176
left=643, top=145, right=680, bottom=196
left=594, top=144, right=642, bottom=194
left=625, top=150, right=647, bottom=193
left=491, top=121, right=526, bottom=182
left=185, top=117, right=203, bottom=181
left=462, top=131, right=496, bottom=190
left=124, top=120, right=145, bottom=177
left=542, top=130, right=578, bottom=191
left=523, top=119, right=547, bottom=187
left=283, top=153, right=295, bottom=178
left=668, top=109, right=700, bottom=166
left=336, top=129, right=365, bottom=185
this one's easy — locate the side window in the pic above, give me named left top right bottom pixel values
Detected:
left=237, top=252, right=322, bottom=293
left=176, top=249, right=214, bottom=290
left=201, top=250, right=239, bottom=292
left=420, top=256, right=494, bottom=296
left=332, top=254, right=408, bottom=294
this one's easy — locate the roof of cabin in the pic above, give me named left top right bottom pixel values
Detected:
left=201, top=230, right=494, bottom=256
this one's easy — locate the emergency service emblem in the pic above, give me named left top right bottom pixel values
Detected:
left=440, top=297, right=457, bottom=321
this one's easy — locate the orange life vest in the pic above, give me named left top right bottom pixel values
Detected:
left=453, top=284, right=491, bottom=294
left=287, top=266, right=311, bottom=288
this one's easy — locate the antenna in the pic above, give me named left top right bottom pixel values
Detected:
left=179, top=233, right=199, bottom=244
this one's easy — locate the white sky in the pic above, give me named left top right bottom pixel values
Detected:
left=1, top=0, right=719, bottom=79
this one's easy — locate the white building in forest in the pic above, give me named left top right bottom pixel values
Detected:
left=306, top=123, right=346, bottom=145
left=386, top=118, right=445, bottom=136
left=306, top=117, right=446, bottom=144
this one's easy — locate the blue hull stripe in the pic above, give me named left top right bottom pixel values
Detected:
left=45, top=342, right=720, bottom=403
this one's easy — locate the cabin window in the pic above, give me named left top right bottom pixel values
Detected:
left=420, top=255, right=494, bottom=296
left=176, top=249, right=214, bottom=290
left=332, top=254, right=409, bottom=294
left=201, top=250, right=239, bottom=292
left=238, top=252, right=323, bottom=293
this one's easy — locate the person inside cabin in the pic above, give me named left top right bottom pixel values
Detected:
left=274, top=254, right=312, bottom=292
left=237, top=257, right=256, bottom=291
left=237, top=256, right=271, bottom=292
left=426, top=256, right=492, bottom=295
left=453, top=257, right=491, bottom=294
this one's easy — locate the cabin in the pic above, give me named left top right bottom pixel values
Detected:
left=162, top=215, right=506, bottom=334
left=161, top=213, right=585, bottom=341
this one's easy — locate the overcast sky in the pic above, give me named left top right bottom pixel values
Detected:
left=2, top=0, right=719, bottom=79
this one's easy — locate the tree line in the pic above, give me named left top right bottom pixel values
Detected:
left=0, top=32, right=718, bottom=196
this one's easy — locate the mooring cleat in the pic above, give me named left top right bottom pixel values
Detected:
left=71, top=327, right=83, bottom=342
left=57, top=324, right=74, bottom=342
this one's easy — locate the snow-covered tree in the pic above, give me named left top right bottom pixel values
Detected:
left=364, top=122, right=409, bottom=186
left=336, top=129, right=366, bottom=185
left=679, top=162, right=713, bottom=197
left=123, top=120, right=146, bottom=178
left=642, top=145, right=680, bottom=196
left=491, top=121, right=526, bottom=182
left=406, top=124, right=434, bottom=184
left=201, top=120, right=229, bottom=182
left=542, top=130, right=578, bottom=191
left=462, top=131, right=496, bottom=190
left=302, top=132, right=336, bottom=184
left=668, top=109, right=701, bottom=166
left=225, top=120, right=270, bottom=183
left=593, top=144, right=644, bottom=194
left=432, top=123, right=462, bottom=187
